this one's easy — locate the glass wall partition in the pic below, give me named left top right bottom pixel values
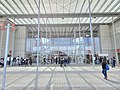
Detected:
left=26, top=37, right=100, bottom=63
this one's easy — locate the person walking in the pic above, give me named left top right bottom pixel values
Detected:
left=102, top=60, right=109, bottom=80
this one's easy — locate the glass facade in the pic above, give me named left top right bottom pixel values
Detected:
left=26, top=37, right=100, bottom=58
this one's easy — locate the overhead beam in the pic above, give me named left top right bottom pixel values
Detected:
left=17, top=23, right=109, bottom=27
left=0, top=13, right=120, bottom=18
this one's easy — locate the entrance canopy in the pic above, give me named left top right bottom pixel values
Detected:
left=0, top=0, right=120, bottom=38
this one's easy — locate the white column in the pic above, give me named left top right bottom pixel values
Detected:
left=14, top=26, right=27, bottom=57
left=11, top=30, right=15, bottom=57
left=79, top=17, right=83, bottom=63
left=30, top=34, right=31, bottom=53
left=0, top=19, right=6, bottom=58
left=2, top=23, right=10, bottom=90
left=89, top=0, right=95, bottom=68
left=99, top=25, right=112, bottom=56
left=45, top=18, right=48, bottom=60
left=66, top=29, right=68, bottom=56
left=112, top=17, right=119, bottom=66
left=37, top=0, right=40, bottom=67
left=83, top=29, right=86, bottom=63
left=0, top=30, right=6, bottom=58
left=50, top=28, right=51, bottom=60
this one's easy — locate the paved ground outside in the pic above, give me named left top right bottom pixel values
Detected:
left=0, top=64, right=120, bottom=90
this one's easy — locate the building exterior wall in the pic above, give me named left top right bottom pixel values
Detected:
left=99, top=19, right=120, bottom=60
left=113, top=19, right=120, bottom=49
left=0, top=30, right=6, bottom=58
left=14, top=26, right=27, bottom=57
left=99, top=25, right=112, bottom=57
left=0, top=18, right=5, bottom=58
left=110, top=19, right=120, bottom=64
left=0, top=18, right=13, bottom=58
left=8, top=29, right=13, bottom=56
left=0, top=24, right=14, bottom=58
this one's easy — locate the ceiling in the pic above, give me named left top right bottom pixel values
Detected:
left=0, top=0, right=120, bottom=38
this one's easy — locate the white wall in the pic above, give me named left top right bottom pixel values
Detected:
left=14, top=26, right=27, bottom=57
left=113, top=19, right=120, bottom=49
left=0, top=18, right=13, bottom=57
left=8, top=29, right=13, bottom=55
left=0, top=30, right=6, bottom=57
left=99, top=25, right=112, bottom=57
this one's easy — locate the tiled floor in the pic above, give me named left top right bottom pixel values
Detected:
left=0, top=64, right=120, bottom=90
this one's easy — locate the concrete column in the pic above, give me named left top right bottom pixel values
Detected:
left=14, top=26, right=27, bottom=57
left=0, top=19, right=6, bottom=58
left=8, top=28, right=13, bottom=56
left=99, top=25, right=112, bottom=57
left=0, top=30, right=6, bottom=58
left=110, top=19, right=120, bottom=65
left=0, top=22, right=13, bottom=58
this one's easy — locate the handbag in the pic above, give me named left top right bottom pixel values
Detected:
left=106, top=64, right=110, bottom=70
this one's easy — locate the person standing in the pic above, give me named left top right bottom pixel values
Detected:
left=113, top=57, right=116, bottom=68
left=60, top=57, right=63, bottom=67
left=55, top=57, right=58, bottom=64
left=29, top=57, right=32, bottom=66
left=43, top=57, right=46, bottom=65
left=102, top=60, right=108, bottom=80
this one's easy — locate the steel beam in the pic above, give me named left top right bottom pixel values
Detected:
left=17, top=23, right=109, bottom=27
left=0, top=13, right=120, bottom=18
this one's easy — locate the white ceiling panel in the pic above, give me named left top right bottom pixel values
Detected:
left=0, top=0, right=119, bottom=37
left=112, top=3, right=120, bottom=12
left=0, top=10, right=5, bottom=14
left=105, top=0, right=119, bottom=12
left=1, top=0, right=17, bottom=14
left=75, top=0, right=85, bottom=13
left=0, top=3, right=11, bottom=14
left=99, top=0, right=113, bottom=12
left=92, top=0, right=105, bottom=13
left=91, top=0, right=99, bottom=12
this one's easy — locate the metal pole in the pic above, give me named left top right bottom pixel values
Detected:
left=66, top=29, right=67, bottom=56
left=83, top=29, right=86, bottom=63
left=112, top=17, right=119, bottom=66
left=2, top=23, right=10, bottom=90
left=30, top=34, right=31, bottom=53
left=58, top=29, right=60, bottom=61
left=35, top=0, right=40, bottom=90
left=40, top=31, right=42, bottom=61
left=79, top=17, right=82, bottom=63
left=50, top=28, right=51, bottom=61
left=88, top=0, right=95, bottom=68
left=11, top=30, right=15, bottom=65
left=75, top=29, right=77, bottom=63
left=73, top=29, right=75, bottom=62
left=46, top=18, right=47, bottom=62
left=37, top=0, right=40, bottom=67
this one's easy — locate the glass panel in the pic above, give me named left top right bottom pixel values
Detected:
left=92, top=0, right=104, bottom=12
left=0, top=10, right=5, bottom=14
left=26, top=37, right=100, bottom=63
left=0, top=4, right=11, bottom=14
left=1, top=0, right=17, bottom=14
left=105, top=0, right=118, bottom=12
left=81, top=0, right=89, bottom=13
left=99, top=0, right=112, bottom=12
left=75, top=0, right=85, bottom=13
left=113, top=2, right=120, bottom=12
